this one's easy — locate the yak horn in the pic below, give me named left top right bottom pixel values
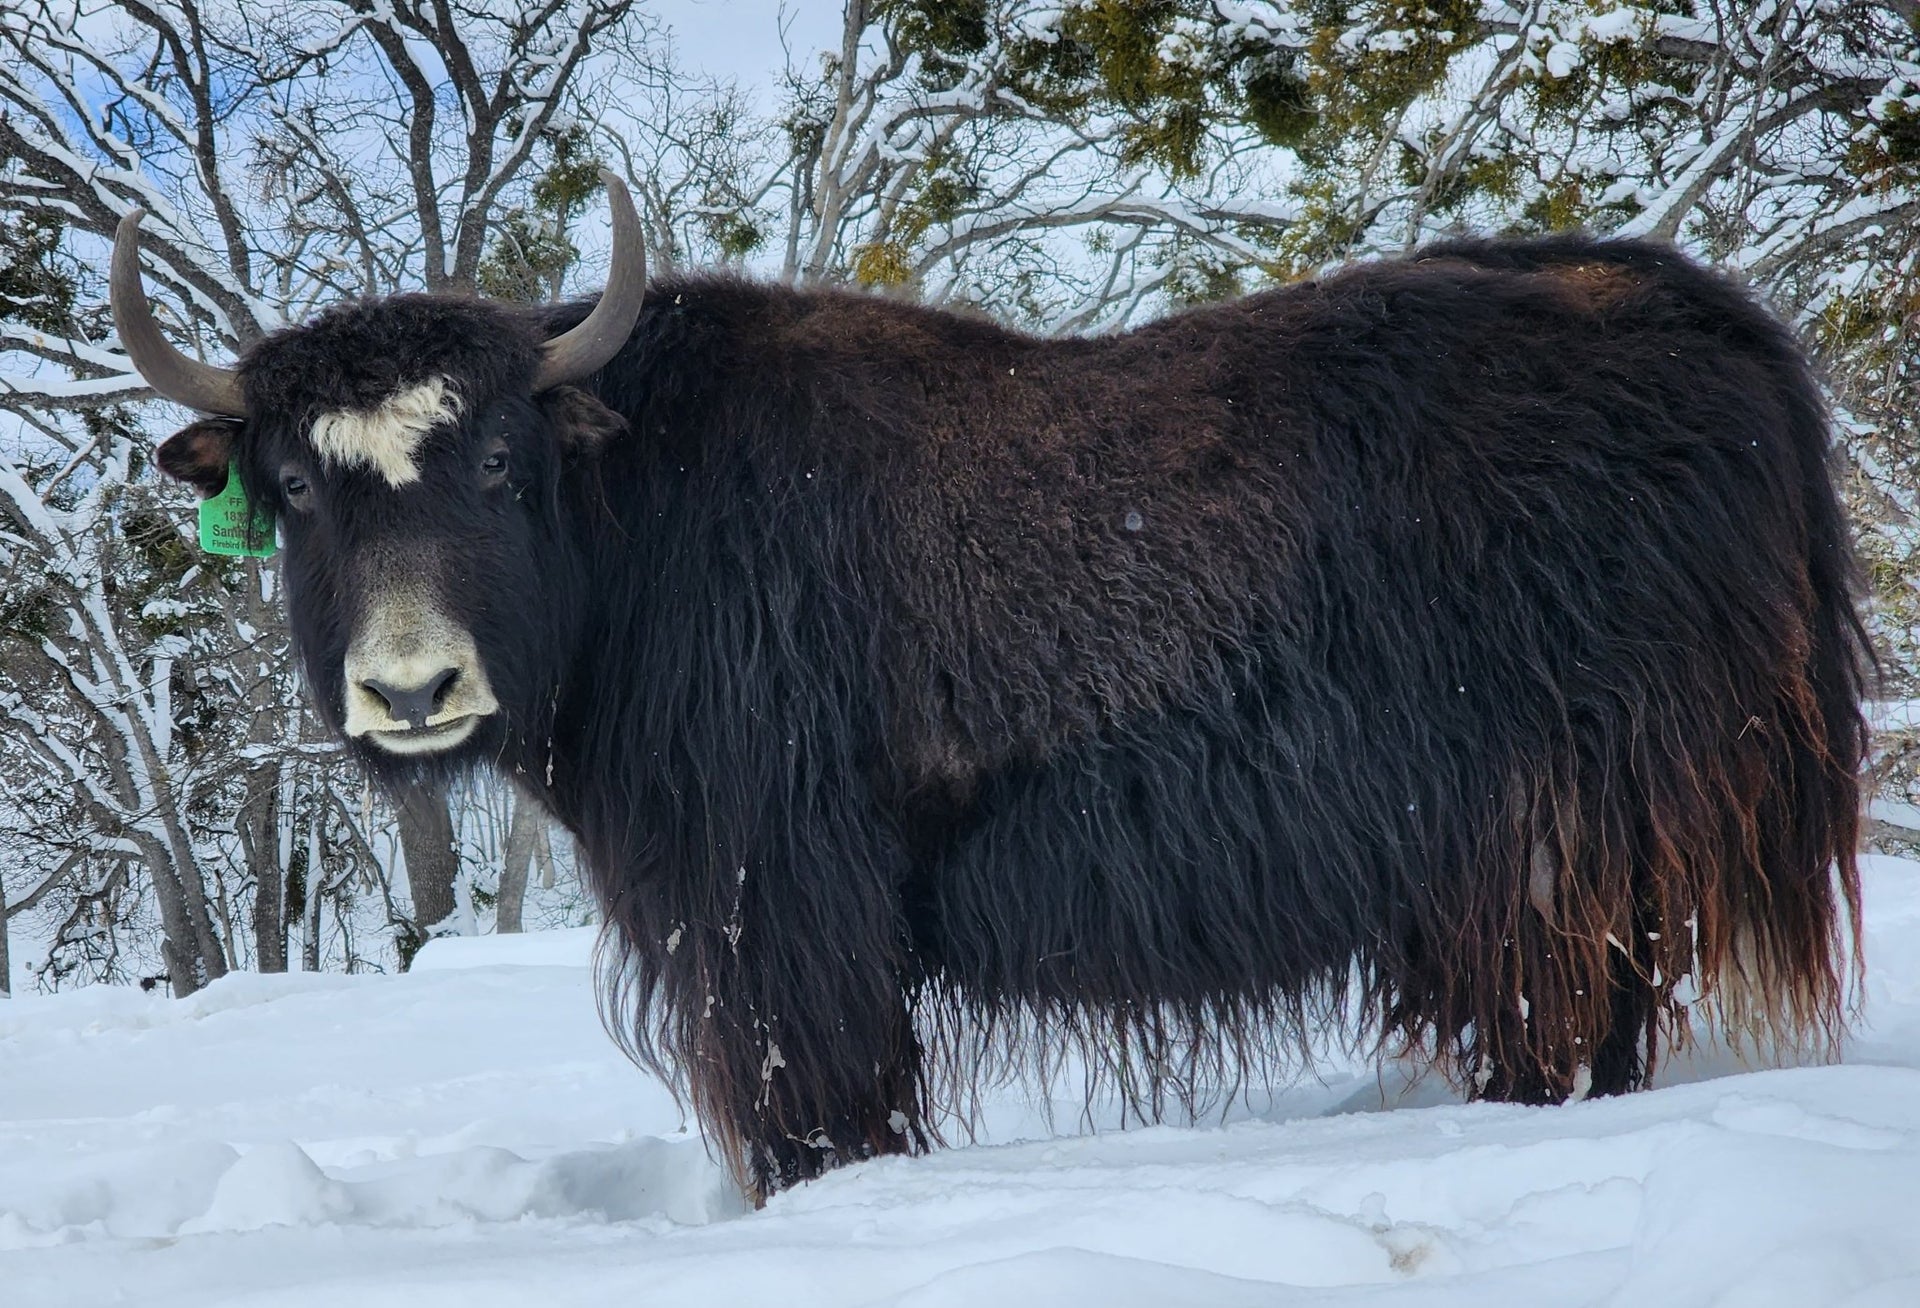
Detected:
left=532, top=169, right=647, bottom=392
left=110, top=211, right=247, bottom=417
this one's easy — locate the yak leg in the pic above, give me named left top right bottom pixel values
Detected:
left=669, top=835, right=932, bottom=1204
left=1471, top=1009, right=1563, bottom=1105
left=1471, top=905, right=1659, bottom=1105
left=725, top=980, right=929, bottom=1201
left=1585, top=929, right=1657, bottom=1098
left=596, top=793, right=933, bottom=1201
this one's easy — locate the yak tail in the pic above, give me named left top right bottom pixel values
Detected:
left=1695, top=355, right=1872, bottom=1052
left=1405, top=308, right=1871, bottom=1102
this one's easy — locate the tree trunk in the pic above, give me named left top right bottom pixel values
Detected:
left=301, top=835, right=323, bottom=973
left=95, top=705, right=227, bottom=994
left=497, top=791, right=538, bottom=934
left=149, top=769, right=231, bottom=992
left=398, top=779, right=459, bottom=949
left=141, top=842, right=221, bottom=997
left=239, top=762, right=288, bottom=972
left=238, top=577, right=291, bottom=973
left=534, top=821, right=554, bottom=891
left=163, top=842, right=230, bottom=992
left=0, top=877, right=10, bottom=997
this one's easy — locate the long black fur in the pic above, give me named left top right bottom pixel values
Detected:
left=161, top=233, right=1869, bottom=1201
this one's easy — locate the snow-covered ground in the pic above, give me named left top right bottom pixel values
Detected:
left=5, top=859, right=1920, bottom=1306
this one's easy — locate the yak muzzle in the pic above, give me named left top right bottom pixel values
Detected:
left=342, top=587, right=500, bottom=755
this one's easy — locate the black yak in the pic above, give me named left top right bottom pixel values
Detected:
left=116, top=175, right=1869, bottom=1201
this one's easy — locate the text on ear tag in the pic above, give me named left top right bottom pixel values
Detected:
left=199, top=462, right=275, bottom=557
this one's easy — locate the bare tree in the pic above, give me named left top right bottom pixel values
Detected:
left=0, top=0, right=646, bottom=988
left=791, top=4, right=1292, bottom=319
left=589, top=2, right=1301, bottom=327
left=0, top=416, right=233, bottom=990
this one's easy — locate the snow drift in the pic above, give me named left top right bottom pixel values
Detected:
left=4, top=857, right=1919, bottom=1305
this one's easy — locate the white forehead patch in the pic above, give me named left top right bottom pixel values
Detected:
left=309, top=377, right=460, bottom=487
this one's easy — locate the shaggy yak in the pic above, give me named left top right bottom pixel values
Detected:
left=115, top=175, right=1868, bottom=1202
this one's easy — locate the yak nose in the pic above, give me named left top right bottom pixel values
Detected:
left=362, top=667, right=459, bottom=730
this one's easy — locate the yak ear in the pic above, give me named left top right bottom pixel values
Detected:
left=540, top=385, right=627, bottom=458
left=156, top=418, right=242, bottom=498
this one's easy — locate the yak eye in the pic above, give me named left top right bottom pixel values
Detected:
left=480, top=448, right=509, bottom=482
left=281, top=469, right=311, bottom=505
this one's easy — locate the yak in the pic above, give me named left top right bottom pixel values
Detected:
left=114, top=174, right=1869, bottom=1202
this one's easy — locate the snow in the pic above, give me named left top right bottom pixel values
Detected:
left=1543, top=42, right=1583, bottom=81
left=5, top=857, right=1920, bottom=1305
left=408, top=925, right=597, bottom=971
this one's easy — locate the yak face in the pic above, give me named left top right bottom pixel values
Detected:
left=118, top=170, right=644, bottom=777
left=155, top=296, right=625, bottom=774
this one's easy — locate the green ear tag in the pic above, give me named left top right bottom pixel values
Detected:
left=198, top=463, right=275, bottom=557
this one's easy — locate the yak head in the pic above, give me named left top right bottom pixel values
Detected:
left=114, top=172, right=643, bottom=778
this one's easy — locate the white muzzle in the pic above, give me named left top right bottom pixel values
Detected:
left=342, top=585, right=500, bottom=754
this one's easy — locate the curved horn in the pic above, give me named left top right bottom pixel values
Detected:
left=110, top=211, right=247, bottom=417
left=532, top=169, right=647, bottom=392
